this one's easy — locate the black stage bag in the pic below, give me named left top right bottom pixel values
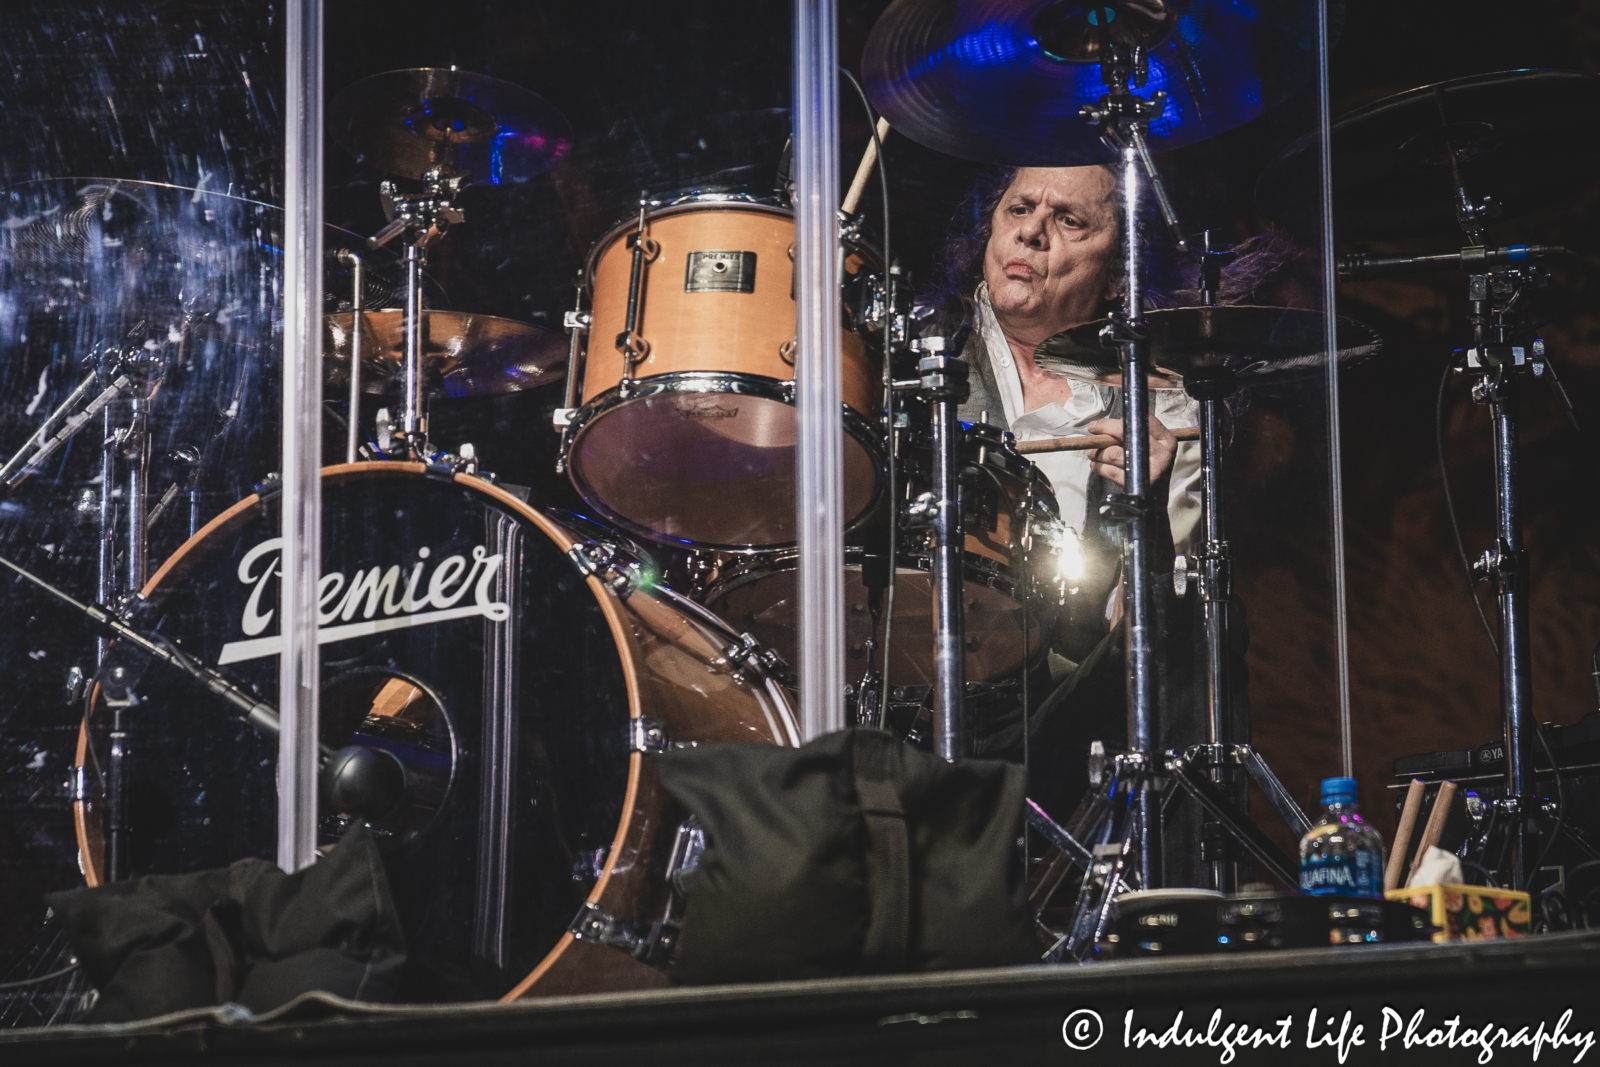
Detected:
left=657, top=727, right=1037, bottom=984
left=44, top=824, right=405, bottom=1022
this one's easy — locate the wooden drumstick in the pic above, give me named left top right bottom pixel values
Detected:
left=841, top=117, right=891, bottom=217
left=1015, top=426, right=1200, bottom=455
left=1404, top=780, right=1459, bottom=887
left=1384, top=778, right=1428, bottom=892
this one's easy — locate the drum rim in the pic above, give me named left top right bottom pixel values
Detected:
left=564, top=372, right=887, bottom=553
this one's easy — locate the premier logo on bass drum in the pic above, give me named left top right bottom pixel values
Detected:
left=217, top=537, right=512, bottom=665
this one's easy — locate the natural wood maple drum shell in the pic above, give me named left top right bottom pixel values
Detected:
left=567, top=199, right=885, bottom=549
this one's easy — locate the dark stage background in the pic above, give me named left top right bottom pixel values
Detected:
left=1, top=0, right=1597, bottom=967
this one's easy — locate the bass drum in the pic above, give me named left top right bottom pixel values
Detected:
left=73, top=462, right=797, bottom=1002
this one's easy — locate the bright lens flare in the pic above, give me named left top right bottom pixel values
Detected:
left=1056, top=526, right=1084, bottom=583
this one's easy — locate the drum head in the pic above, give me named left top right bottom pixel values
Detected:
left=568, top=379, right=881, bottom=549
left=80, top=464, right=634, bottom=1001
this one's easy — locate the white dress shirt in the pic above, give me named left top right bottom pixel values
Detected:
left=973, top=283, right=1203, bottom=557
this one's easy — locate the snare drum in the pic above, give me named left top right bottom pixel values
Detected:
left=562, top=193, right=885, bottom=550
left=702, top=422, right=1062, bottom=686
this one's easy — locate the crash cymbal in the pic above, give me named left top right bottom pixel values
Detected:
left=861, top=0, right=1328, bottom=166
left=1256, top=70, right=1600, bottom=239
left=1034, top=305, right=1382, bottom=388
left=329, top=68, right=571, bottom=184
left=323, top=309, right=567, bottom=398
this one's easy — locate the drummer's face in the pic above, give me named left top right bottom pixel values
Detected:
left=984, top=166, right=1119, bottom=331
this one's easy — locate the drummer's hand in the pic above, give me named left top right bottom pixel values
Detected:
left=1085, top=415, right=1177, bottom=488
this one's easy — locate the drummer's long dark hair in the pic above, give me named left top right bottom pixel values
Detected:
left=921, top=166, right=1310, bottom=329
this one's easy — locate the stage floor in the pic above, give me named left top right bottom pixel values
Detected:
left=2, top=929, right=1597, bottom=1065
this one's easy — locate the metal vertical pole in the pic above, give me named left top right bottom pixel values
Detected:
left=280, top=0, right=324, bottom=872
left=1315, top=0, right=1354, bottom=778
left=1198, top=396, right=1228, bottom=749
left=343, top=252, right=365, bottom=465
left=930, top=384, right=966, bottom=760
left=123, top=398, right=149, bottom=594
left=1489, top=383, right=1535, bottom=888
left=792, top=0, right=845, bottom=742
left=402, top=243, right=425, bottom=456
left=1117, top=141, right=1161, bottom=888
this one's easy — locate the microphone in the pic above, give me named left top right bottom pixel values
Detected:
left=1339, top=244, right=1570, bottom=282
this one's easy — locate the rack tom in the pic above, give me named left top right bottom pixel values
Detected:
left=562, top=193, right=885, bottom=550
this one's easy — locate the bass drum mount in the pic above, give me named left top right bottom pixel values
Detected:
left=73, top=462, right=798, bottom=1001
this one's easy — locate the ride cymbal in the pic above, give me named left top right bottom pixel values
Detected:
left=1034, top=305, right=1382, bottom=388
left=323, top=309, right=567, bottom=398
left=329, top=68, right=571, bottom=184
left=1256, top=69, right=1600, bottom=239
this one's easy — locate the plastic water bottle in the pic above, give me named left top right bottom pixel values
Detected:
left=1299, top=777, right=1386, bottom=898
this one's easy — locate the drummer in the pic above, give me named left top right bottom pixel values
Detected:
left=927, top=164, right=1201, bottom=635
left=925, top=164, right=1213, bottom=817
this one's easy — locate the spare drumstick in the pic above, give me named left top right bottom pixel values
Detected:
left=841, top=117, right=891, bottom=217
left=1015, top=426, right=1200, bottom=455
left=1404, top=780, right=1459, bottom=887
left=1384, top=778, right=1427, bottom=892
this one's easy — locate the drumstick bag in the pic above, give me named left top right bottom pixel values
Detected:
left=656, top=727, right=1036, bottom=984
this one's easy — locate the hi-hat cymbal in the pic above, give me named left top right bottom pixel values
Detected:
left=1034, top=305, right=1382, bottom=388
left=1256, top=70, right=1600, bottom=239
left=862, top=0, right=1329, bottom=166
left=328, top=68, right=572, bottom=184
left=324, top=310, right=567, bottom=398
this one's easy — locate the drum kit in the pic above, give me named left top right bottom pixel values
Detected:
left=1, top=0, right=1595, bottom=1002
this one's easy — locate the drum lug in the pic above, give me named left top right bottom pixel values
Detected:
left=69, top=764, right=89, bottom=802
left=629, top=715, right=671, bottom=755
left=567, top=541, right=643, bottom=597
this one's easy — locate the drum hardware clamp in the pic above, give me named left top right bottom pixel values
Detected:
left=566, top=540, right=646, bottom=597
left=615, top=198, right=660, bottom=380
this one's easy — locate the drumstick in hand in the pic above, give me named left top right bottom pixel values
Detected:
left=841, top=117, right=891, bottom=217
left=1015, top=426, right=1200, bottom=455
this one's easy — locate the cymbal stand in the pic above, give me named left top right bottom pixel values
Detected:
left=367, top=167, right=465, bottom=460
left=1429, top=142, right=1585, bottom=892
left=1075, top=38, right=1188, bottom=890
left=1459, top=257, right=1555, bottom=892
